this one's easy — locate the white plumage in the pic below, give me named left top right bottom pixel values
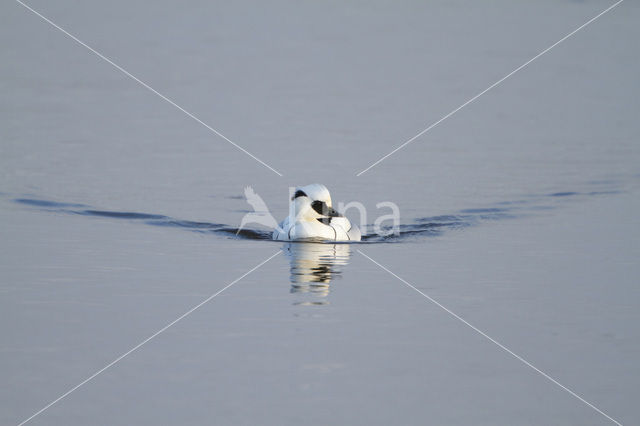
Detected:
left=272, top=184, right=361, bottom=242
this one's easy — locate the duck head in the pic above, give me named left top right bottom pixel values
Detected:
left=291, top=184, right=341, bottom=223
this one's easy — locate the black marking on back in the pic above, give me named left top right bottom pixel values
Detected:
left=293, top=190, right=307, bottom=200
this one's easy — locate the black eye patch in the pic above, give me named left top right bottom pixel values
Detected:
left=311, top=200, right=327, bottom=215
left=292, top=190, right=307, bottom=200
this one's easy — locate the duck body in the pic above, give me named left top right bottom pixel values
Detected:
left=273, top=214, right=361, bottom=241
left=272, top=184, right=361, bottom=242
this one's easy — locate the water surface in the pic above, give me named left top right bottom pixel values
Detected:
left=1, top=1, right=639, bottom=425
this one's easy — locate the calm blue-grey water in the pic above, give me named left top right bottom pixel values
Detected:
left=1, top=1, right=639, bottom=425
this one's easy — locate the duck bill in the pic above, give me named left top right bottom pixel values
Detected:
left=327, top=208, right=341, bottom=217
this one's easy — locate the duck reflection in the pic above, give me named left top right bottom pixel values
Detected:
left=283, top=242, right=351, bottom=305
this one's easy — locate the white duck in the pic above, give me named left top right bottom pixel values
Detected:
left=272, top=184, right=361, bottom=242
